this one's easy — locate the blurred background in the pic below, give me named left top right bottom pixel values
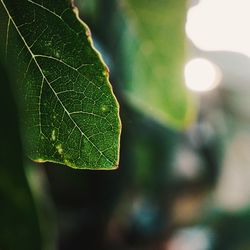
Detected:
left=2, top=0, right=250, bottom=249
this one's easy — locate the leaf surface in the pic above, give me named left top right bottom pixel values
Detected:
left=122, top=0, right=196, bottom=129
left=0, top=0, right=121, bottom=169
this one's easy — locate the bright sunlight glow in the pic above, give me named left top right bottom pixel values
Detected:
left=186, top=0, right=250, bottom=58
left=184, top=58, right=221, bottom=92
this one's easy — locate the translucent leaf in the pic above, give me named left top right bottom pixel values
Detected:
left=0, top=0, right=121, bottom=169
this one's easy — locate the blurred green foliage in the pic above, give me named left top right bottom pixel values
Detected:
left=0, top=61, right=42, bottom=250
left=122, top=0, right=196, bottom=128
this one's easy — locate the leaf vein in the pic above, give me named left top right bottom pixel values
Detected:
left=1, top=0, right=114, bottom=165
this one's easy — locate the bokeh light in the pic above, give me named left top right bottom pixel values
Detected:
left=186, top=0, right=250, bottom=57
left=184, top=58, right=221, bottom=92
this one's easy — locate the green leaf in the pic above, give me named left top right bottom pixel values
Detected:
left=121, top=0, right=196, bottom=129
left=0, top=0, right=121, bottom=169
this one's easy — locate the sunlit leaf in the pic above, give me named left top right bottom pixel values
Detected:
left=0, top=0, right=121, bottom=169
